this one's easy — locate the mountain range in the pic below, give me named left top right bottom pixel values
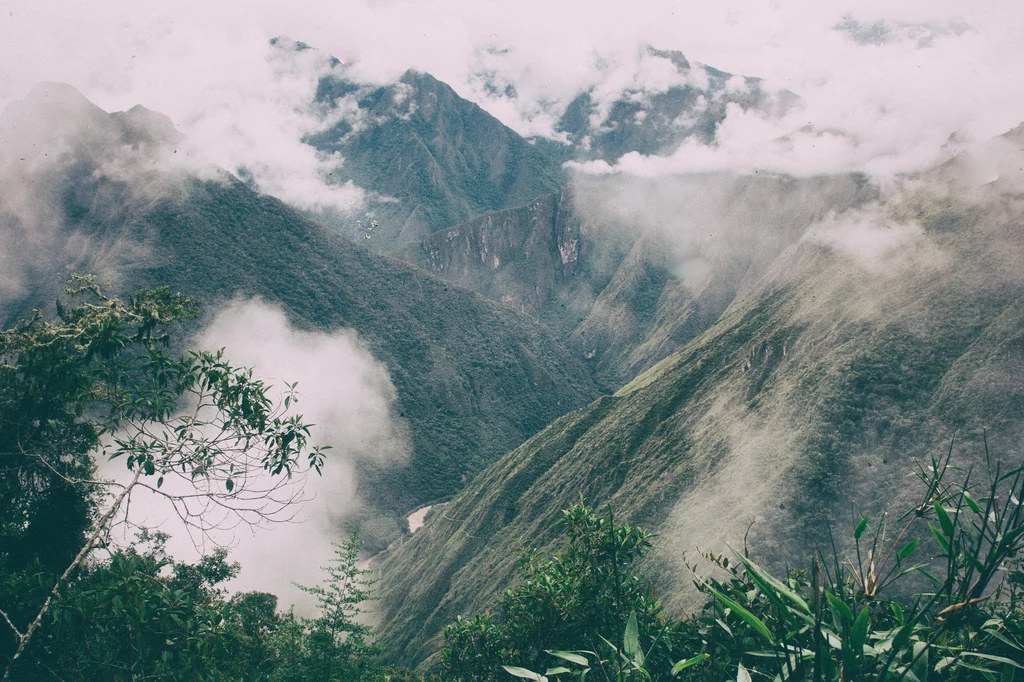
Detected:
left=0, top=81, right=597, bottom=548
left=2, top=42, right=1023, bottom=673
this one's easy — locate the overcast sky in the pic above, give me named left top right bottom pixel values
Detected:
left=2, top=1, right=1023, bottom=194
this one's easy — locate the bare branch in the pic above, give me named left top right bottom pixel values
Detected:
left=0, top=607, right=23, bottom=641
left=3, top=467, right=144, bottom=680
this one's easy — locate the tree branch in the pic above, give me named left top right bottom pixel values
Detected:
left=0, top=607, right=23, bottom=641
left=3, top=466, right=144, bottom=681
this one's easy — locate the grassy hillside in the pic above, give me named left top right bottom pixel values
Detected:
left=121, top=178, right=597, bottom=515
left=373, top=145, right=1024, bottom=667
left=396, top=173, right=879, bottom=390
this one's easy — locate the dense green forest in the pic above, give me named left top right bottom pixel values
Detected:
left=2, top=284, right=1022, bottom=680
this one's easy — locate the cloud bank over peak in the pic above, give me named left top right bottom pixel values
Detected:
left=2, top=0, right=1023, bottom=189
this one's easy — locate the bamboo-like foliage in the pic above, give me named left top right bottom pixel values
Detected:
left=473, top=444, right=1024, bottom=682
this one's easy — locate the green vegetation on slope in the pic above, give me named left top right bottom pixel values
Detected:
left=39, top=178, right=594, bottom=530
left=375, top=159, right=1024, bottom=666
left=443, top=469, right=1024, bottom=682
left=130, top=177, right=597, bottom=521
left=396, top=173, right=879, bottom=391
left=0, top=83, right=598, bottom=541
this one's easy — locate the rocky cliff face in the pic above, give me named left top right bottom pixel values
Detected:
left=399, top=188, right=582, bottom=315
left=398, top=172, right=879, bottom=390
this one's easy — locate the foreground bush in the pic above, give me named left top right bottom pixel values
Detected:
left=443, top=447, right=1024, bottom=682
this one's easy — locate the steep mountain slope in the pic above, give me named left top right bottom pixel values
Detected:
left=567, top=174, right=878, bottom=386
left=374, top=136, right=1024, bottom=667
left=0, top=84, right=599, bottom=544
left=397, top=189, right=585, bottom=318
left=398, top=173, right=879, bottom=389
left=287, top=41, right=787, bottom=254
left=306, top=67, right=566, bottom=251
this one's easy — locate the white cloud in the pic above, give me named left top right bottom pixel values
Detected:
left=104, top=299, right=408, bottom=611
left=802, top=211, right=935, bottom=273
left=2, top=0, right=1022, bottom=181
left=0, top=10, right=365, bottom=212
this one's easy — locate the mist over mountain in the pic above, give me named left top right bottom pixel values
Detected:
left=4, top=5, right=1024, bottom=676
left=400, top=172, right=879, bottom=390
left=374, top=128, right=1024, bottom=669
left=0, top=83, right=598, bottom=556
left=279, top=38, right=791, bottom=258
left=548, top=46, right=796, bottom=164
left=298, top=48, right=567, bottom=251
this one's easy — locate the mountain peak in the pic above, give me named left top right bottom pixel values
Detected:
left=644, top=45, right=692, bottom=71
left=111, top=105, right=184, bottom=146
left=25, top=81, right=97, bottom=108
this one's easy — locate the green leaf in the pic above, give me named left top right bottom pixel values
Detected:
left=544, top=668, right=572, bottom=677
left=964, top=492, right=983, bottom=515
left=671, top=653, right=709, bottom=676
left=891, top=621, right=915, bottom=653
left=715, top=618, right=733, bottom=637
left=737, top=663, right=752, bottom=682
left=998, top=465, right=1024, bottom=484
left=851, top=605, right=870, bottom=653
left=547, top=651, right=590, bottom=667
left=934, top=501, right=954, bottom=537
left=854, top=516, right=869, bottom=539
left=825, top=591, right=854, bottom=626
left=961, top=652, right=1024, bottom=670
left=706, top=584, right=775, bottom=644
left=225, top=479, right=234, bottom=492
left=928, top=523, right=951, bottom=555
left=983, top=628, right=1024, bottom=652
left=898, top=538, right=920, bottom=560
left=1003, top=526, right=1024, bottom=547
left=623, top=611, right=640, bottom=660
left=504, top=666, right=545, bottom=681
left=912, top=640, right=929, bottom=682
left=734, top=551, right=810, bottom=614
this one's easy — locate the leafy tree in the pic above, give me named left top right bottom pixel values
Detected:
left=32, top=532, right=241, bottom=681
left=483, top=448, right=1024, bottom=682
left=281, top=528, right=384, bottom=682
left=0, top=277, right=326, bottom=678
left=226, top=590, right=287, bottom=681
left=442, top=501, right=679, bottom=682
left=443, top=612, right=511, bottom=682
